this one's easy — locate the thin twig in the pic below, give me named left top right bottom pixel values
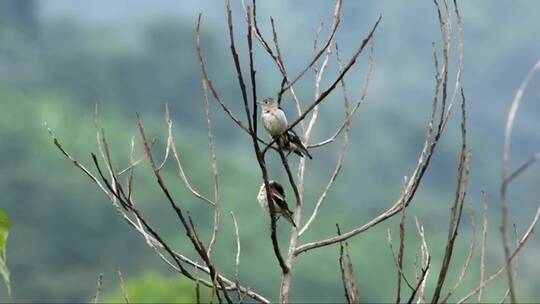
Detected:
left=477, top=191, right=489, bottom=302
left=457, top=205, right=540, bottom=304
left=278, top=0, right=343, bottom=95
left=263, top=16, right=382, bottom=155
left=414, top=217, right=430, bottom=303
left=94, top=273, right=103, bottom=304
left=442, top=204, right=477, bottom=303
left=500, top=60, right=540, bottom=303
left=431, top=88, right=469, bottom=303
left=118, top=268, right=130, bottom=304
left=195, top=14, right=270, bottom=148
left=396, top=198, right=407, bottom=303
left=294, top=46, right=448, bottom=255
left=309, top=42, right=374, bottom=149
left=386, top=229, right=415, bottom=292
left=507, top=152, right=540, bottom=184
left=299, top=43, right=352, bottom=236
left=337, top=224, right=360, bottom=304
left=278, top=149, right=302, bottom=303
left=230, top=212, right=243, bottom=303
left=407, top=256, right=431, bottom=304
left=50, top=128, right=269, bottom=303
left=202, top=80, right=221, bottom=257
left=165, top=105, right=215, bottom=207
left=137, top=115, right=233, bottom=303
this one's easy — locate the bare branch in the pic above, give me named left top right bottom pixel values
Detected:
left=299, top=43, right=352, bottom=236
left=263, top=15, right=382, bottom=155
left=94, top=273, right=103, bottom=304
left=442, top=204, right=477, bottom=303
left=309, top=42, right=374, bottom=149
left=407, top=256, right=431, bottom=304
left=195, top=14, right=270, bottom=148
left=337, top=224, right=359, bottom=304
left=230, top=212, right=243, bottom=303
left=278, top=0, right=343, bottom=95
left=396, top=199, right=407, bottom=303
left=477, top=191, right=489, bottom=302
left=118, top=268, right=130, bottom=304
left=385, top=229, right=415, bottom=292
left=507, top=152, right=540, bottom=184
left=431, top=88, right=469, bottom=303
left=50, top=129, right=269, bottom=303
left=46, top=124, right=113, bottom=201
left=137, top=115, right=233, bottom=303
left=414, top=217, right=430, bottom=303
left=295, top=0, right=462, bottom=257
left=166, top=105, right=215, bottom=207
left=458, top=205, right=540, bottom=304
left=500, top=60, right=540, bottom=303
left=202, top=80, right=221, bottom=257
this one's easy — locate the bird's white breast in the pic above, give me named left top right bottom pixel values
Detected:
left=262, top=110, right=288, bottom=137
left=257, top=185, right=270, bottom=212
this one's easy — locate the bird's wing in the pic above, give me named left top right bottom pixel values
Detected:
left=270, top=188, right=292, bottom=214
left=275, top=108, right=288, bottom=127
left=287, top=130, right=313, bottom=159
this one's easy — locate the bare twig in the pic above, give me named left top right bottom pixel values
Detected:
left=295, top=0, right=462, bottom=258
left=499, top=289, right=511, bottom=304
left=195, top=14, right=270, bottom=148
left=386, top=229, right=415, bottom=292
left=278, top=0, right=343, bottom=95
left=414, top=217, right=430, bottom=303
left=165, top=105, right=215, bottom=207
left=49, top=128, right=270, bottom=303
left=230, top=212, right=243, bottom=303
left=309, top=42, right=374, bottom=149
left=278, top=148, right=302, bottom=302
left=263, top=15, right=381, bottom=155
left=337, top=224, right=359, bottom=304
left=507, top=152, right=540, bottom=184
left=457, top=205, right=540, bottom=304
left=477, top=191, right=489, bottom=302
left=230, top=1, right=290, bottom=280
left=396, top=199, right=407, bottom=303
left=442, top=204, right=477, bottom=303
left=299, top=43, right=352, bottom=236
left=94, top=273, right=103, bottom=304
left=118, top=268, right=130, bottom=304
left=195, top=268, right=201, bottom=304
left=407, top=256, right=431, bottom=304
left=431, top=88, right=469, bottom=303
left=500, top=60, right=540, bottom=303
left=202, top=80, right=221, bottom=257
left=137, top=115, right=233, bottom=303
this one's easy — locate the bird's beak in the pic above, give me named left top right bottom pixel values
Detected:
left=256, top=100, right=263, bottom=105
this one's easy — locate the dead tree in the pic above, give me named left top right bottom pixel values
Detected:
left=48, top=0, right=540, bottom=303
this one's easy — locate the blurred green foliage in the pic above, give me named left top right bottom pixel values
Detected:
left=102, top=272, right=201, bottom=303
left=0, top=208, right=10, bottom=297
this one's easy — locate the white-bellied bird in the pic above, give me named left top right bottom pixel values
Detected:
left=257, top=180, right=296, bottom=227
left=259, top=97, right=312, bottom=159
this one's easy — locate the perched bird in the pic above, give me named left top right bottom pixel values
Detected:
left=257, top=180, right=296, bottom=227
left=258, top=97, right=312, bottom=159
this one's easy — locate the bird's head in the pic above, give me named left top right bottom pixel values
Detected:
left=258, top=97, right=279, bottom=110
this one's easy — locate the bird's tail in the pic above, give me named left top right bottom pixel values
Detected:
left=281, top=210, right=297, bottom=227
left=287, top=130, right=312, bottom=159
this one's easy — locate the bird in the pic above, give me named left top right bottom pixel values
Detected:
left=257, top=180, right=296, bottom=227
left=258, top=97, right=312, bottom=159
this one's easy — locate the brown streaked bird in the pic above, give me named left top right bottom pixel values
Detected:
left=258, top=97, right=312, bottom=159
left=257, top=180, right=296, bottom=227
